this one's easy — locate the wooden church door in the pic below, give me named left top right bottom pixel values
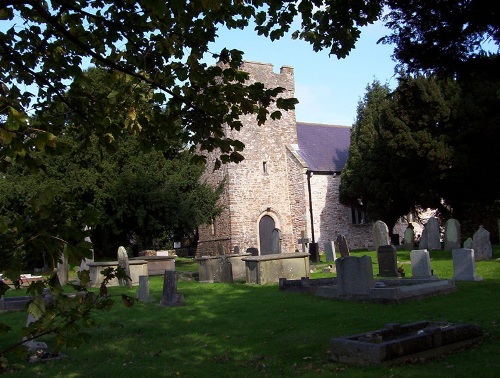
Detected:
left=259, top=215, right=281, bottom=255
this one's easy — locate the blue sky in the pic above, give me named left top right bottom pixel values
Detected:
left=207, top=20, right=398, bottom=126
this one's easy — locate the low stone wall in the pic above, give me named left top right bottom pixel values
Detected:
left=242, top=252, right=310, bottom=285
left=87, top=260, right=148, bottom=288
left=130, top=256, right=175, bottom=276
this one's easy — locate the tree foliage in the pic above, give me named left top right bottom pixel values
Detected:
left=341, top=69, right=500, bottom=236
left=381, top=0, right=499, bottom=75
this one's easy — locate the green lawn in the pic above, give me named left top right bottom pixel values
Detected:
left=1, top=248, right=499, bottom=377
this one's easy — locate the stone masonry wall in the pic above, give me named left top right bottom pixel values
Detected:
left=197, top=61, right=301, bottom=256
left=308, top=174, right=373, bottom=250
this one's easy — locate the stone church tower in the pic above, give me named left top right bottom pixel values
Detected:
left=196, top=61, right=307, bottom=256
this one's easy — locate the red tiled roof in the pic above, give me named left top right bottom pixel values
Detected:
left=296, top=122, right=351, bottom=172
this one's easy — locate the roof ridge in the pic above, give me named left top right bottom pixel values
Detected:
left=296, top=122, right=351, bottom=128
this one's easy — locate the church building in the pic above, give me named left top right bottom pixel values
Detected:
left=196, top=61, right=385, bottom=257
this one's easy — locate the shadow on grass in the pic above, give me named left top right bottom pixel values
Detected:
left=2, top=253, right=500, bottom=378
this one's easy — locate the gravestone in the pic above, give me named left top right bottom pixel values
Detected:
left=271, top=228, right=281, bottom=253
left=336, top=256, right=374, bottom=296
left=137, top=275, right=150, bottom=302
left=218, top=257, right=233, bottom=283
left=410, top=250, right=435, bottom=279
left=426, top=216, right=441, bottom=250
left=246, top=247, right=259, bottom=256
left=217, top=243, right=225, bottom=256
left=373, top=220, right=390, bottom=251
left=309, top=243, right=320, bottom=263
left=297, top=230, right=309, bottom=253
left=56, top=250, right=69, bottom=286
left=117, top=246, right=132, bottom=289
left=233, top=246, right=240, bottom=254
left=463, top=237, right=473, bottom=249
left=444, top=218, right=461, bottom=251
left=324, top=241, right=337, bottom=262
left=418, top=227, right=428, bottom=249
left=403, top=224, right=415, bottom=249
left=377, top=245, right=400, bottom=277
left=336, top=234, right=350, bottom=257
left=160, top=270, right=184, bottom=306
left=452, top=249, right=482, bottom=281
left=472, top=226, right=493, bottom=260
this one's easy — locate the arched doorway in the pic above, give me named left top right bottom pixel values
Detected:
left=259, top=215, right=281, bottom=255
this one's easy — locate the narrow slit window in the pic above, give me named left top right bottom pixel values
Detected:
left=263, top=161, right=267, bottom=174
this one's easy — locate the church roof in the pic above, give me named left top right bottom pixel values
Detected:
left=295, top=122, right=351, bottom=172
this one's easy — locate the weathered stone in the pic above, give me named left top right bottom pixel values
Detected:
left=463, top=237, right=473, bottom=249
left=425, top=217, right=441, bottom=250
left=444, top=218, right=461, bottom=251
left=137, top=275, right=150, bottom=302
left=160, top=270, right=184, bottom=306
left=377, top=245, right=400, bottom=277
left=117, top=246, right=132, bottom=289
left=336, top=234, right=350, bottom=258
left=472, top=226, right=493, bottom=260
left=56, top=249, right=69, bottom=286
left=411, top=250, right=435, bottom=279
left=373, top=220, right=390, bottom=251
left=452, top=249, right=482, bottom=281
left=336, top=256, right=374, bottom=296
left=242, top=252, right=310, bottom=285
left=403, top=224, right=415, bottom=249
left=324, top=241, right=336, bottom=262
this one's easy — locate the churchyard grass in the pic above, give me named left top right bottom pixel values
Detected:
left=1, top=248, right=499, bottom=377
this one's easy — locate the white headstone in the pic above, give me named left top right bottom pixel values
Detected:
left=117, top=246, right=132, bottom=288
left=410, top=249, right=435, bottom=279
left=56, top=250, right=69, bottom=286
left=373, top=220, right=390, bottom=251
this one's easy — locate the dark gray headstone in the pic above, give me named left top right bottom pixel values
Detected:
left=403, top=224, right=414, bottom=249
left=377, top=245, right=400, bottom=277
left=233, top=246, right=240, bottom=254
left=246, top=247, right=258, bottom=256
left=336, top=234, right=350, bottom=258
left=444, top=218, right=461, bottom=251
left=324, top=241, right=336, bottom=262
left=463, top=237, right=473, bottom=249
left=472, top=226, right=493, bottom=260
left=217, top=243, right=225, bottom=256
left=218, top=257, right=233, bottom=283
left=160, top=270, right=184, bottom=306
left=309, top=242, right=319, bottom=263
left=271, top=228, right=281, bottom=253
left=426, top=217, right=441, bottom=250
left=418, top=227, right=428, bottom=249
left=137, top=275, right=150, bottom=302
left=336, top=256, right=374, bottom=296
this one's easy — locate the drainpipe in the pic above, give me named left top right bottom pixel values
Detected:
left=306, top=170, right=315, bottom=243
